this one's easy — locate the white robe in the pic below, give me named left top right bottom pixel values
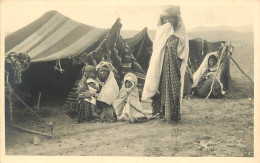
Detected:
left=97, top=71, right=119, bottom=105
left=113, top=73, right=151, bottom=122
left=141, top=22, right=189, bottom=102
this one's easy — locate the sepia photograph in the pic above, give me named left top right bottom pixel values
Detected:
left=0, top=0, right=259, bottom=161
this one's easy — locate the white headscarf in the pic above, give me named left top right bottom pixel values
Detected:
left=192, top=52, right=224, bottom=91
left=142, top=5, right=189, bottom=102
left=96, top=61, right=119, bottom=105
left=113, top=73, right=150, bottom=122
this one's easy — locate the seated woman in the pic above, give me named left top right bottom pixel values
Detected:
left=95, top=61, right=120, bottom=122
left=113, top=73, right=152, bottom=123
left=77, top=65, right=100, bottom=123
left=77, top=62, right=119, bottom=123
left=192, top=52, right=224, bottom=98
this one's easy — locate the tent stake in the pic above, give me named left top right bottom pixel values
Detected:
left=36, top=92, right=41, bottom=110
left=204, top=43, right=228, bottom=103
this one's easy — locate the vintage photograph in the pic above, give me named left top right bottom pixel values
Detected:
left=1, top=0, right=257, bottom=159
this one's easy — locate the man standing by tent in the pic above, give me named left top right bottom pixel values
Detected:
left=142, top=6, right=189, bottom=122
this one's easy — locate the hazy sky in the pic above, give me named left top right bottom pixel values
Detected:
left=1, top=0, right=256, bottom=33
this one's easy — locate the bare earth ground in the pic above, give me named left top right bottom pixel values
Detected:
left=5, top=34, right=254, bottom=157
left=5, top=97, right=254, bottom=156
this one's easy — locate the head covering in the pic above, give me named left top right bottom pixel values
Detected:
left=113, top=73, right=152, bottom=122
left=161, top=5, right=181, bottom=17
left=96, top=61, right=114, bottom=71
left=123, top=73, right=138, bottom=91
left=158, top=5, right=182, bottom=26
left=96, top=61, right=119, bottom=105
left=83, top=65, right=96, bottom=73
left=192, top=52, right=221, bottom=88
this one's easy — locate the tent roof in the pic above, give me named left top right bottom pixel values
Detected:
left=125, top=27, right=153, bottom=47
left=5, top=10, right=109, bottom=63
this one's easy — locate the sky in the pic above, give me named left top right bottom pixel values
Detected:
left=1, top=0, right=257, bottom=33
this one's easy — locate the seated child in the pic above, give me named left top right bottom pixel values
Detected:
left=78, top=65, right=100, bottom=118
left=113, top=73, right=152, bottom=123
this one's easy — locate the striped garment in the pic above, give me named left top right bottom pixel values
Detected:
left=159, top=35, right=182, bottom=122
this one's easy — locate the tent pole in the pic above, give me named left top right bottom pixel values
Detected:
left=5, top=71, right=13, bottom=121
left=8, top=89, right=13, bottom=122
left=7, top=122, right=52, bottom=138
left=204, top=43, right=228, bottom=103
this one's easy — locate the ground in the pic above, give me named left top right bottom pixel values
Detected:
left=5, top=32, right=254, bottom=157
left=5, top=96, right=254, bottom=156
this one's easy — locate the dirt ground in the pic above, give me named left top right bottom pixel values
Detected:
left=5, top=86, right=254, bottom=156
left=4, top=33, right=254, bottom=157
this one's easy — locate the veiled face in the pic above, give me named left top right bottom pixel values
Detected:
left=161, top=16, right=178, bottom=27
left=98, top=69, right=110, bottom=82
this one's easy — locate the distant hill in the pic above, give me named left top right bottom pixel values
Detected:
left=121, top=25, right=254, bottom=42
left=6, top=25, right=254, bottom=42
left=189, top=25, right=253, bottom=33
left=188, top=31, right=253, bottom=42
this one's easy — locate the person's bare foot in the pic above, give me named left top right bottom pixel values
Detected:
left=148, top=113, right=160, bottom=120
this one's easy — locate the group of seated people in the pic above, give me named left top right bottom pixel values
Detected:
left=77, top=51, right=225, bottom=123
left=77, top=61, right=152, bottom=123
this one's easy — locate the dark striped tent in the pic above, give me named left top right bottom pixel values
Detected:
left=6, top=10, right=109, bottom=62
left=5, top=10, right=145, bottom=104
left=125, top=27, right=153, bottom=72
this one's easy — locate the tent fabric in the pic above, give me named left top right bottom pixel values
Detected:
left=185, top=38, right=231, bottom=96
left=5, top=11, right=146, bottom=85
left=125, top=33, right=231, bottom=96
left=5, top=10, right=109, bottom=63
left=125, top=27, right=153, bottom=72
left=188, top=38, right=226, bottom=73
left=5, top=11, right=147, bottom=109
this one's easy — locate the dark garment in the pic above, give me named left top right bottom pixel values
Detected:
left=96, top=101, right=117, bottom=123
left=77, top=100, right=92, bottom=123
left=159, top=35, right=182, bottom=122
left=77, top=100, right=117, bottom=123
left=196, top=77, right=222, bottom=98
left=183, top=71, right=193, bottom=97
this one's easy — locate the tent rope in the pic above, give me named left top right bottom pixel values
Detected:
left=54, top=60, right=65, bottom=73
left=229, top=56, right=254, bottom=85
left=5, top=70, right=54, bottom=136
left=135, top=35, right=146, bottom=61
left=5, top=74, right=50, bottom=124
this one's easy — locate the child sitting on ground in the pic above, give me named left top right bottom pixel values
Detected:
left=78, top=65, right=100, bottom=118
left=113, top=73, right=153, bottom=123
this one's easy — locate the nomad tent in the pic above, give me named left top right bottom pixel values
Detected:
left=124, top=31, right=232, bottom=96
left=5, top=10, right=146, bottom=119
left=187, top=38, right=231, bottom=92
